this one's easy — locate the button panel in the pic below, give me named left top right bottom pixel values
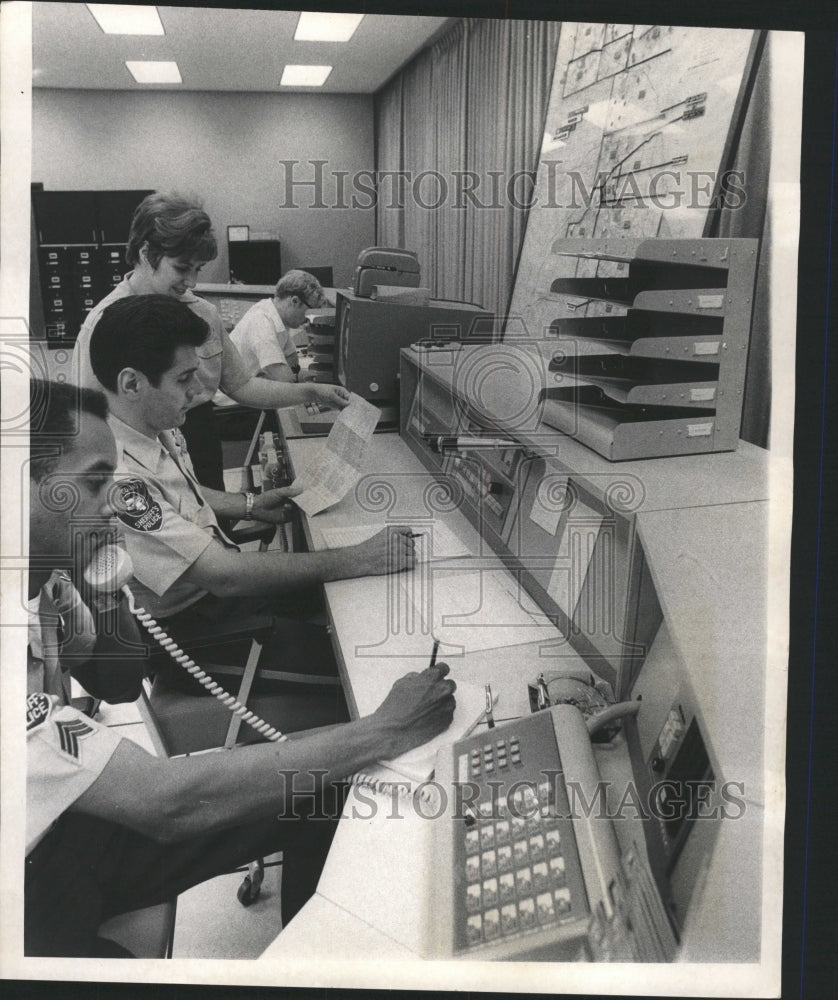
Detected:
left=453, top=712, right=590, bottom=952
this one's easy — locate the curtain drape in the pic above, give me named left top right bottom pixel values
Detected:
left=716, top=32, right=772, bottom=448
left=373, top=18, right=561, bottom=322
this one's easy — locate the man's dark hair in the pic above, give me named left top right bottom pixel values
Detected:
left=29, top=379, right=109, bottom=482
left=89, top=294, right=209, bottom=391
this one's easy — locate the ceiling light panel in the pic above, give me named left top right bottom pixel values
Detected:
left=280, top=65, right=333, bottom=87
left=126, top=61, right=182, bottom=84
left=294, top=13, right=363, bottom=42
left=87, top=4, right=164, bottom=35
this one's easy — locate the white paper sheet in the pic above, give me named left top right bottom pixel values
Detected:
left=400, top=567, right=557, bottom=654
left=291, top=394, right=381, bottom=515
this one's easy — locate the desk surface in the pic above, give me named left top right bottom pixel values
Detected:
left=262, top=422, right=771, bottom=966
left=286, top=433, right=587, bottom=720
left=263, top=430, right=595, bottom=961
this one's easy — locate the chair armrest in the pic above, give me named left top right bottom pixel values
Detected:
left=226, top=521, right=277, bottom=546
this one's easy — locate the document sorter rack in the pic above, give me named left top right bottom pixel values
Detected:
left=540, top=237, right=759, bottom=461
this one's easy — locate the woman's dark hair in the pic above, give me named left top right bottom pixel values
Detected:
left=125, top=191, right=218, bottom=269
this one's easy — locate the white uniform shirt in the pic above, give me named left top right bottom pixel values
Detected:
left=108, top=414, right=239, bottom=618
left=27, top=694, right=123, bottom=854
left=27, top=587, right=123, bottom=855
left=215, top=298, right=298, bottom=405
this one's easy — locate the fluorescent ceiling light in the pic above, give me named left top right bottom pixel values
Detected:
left=280, top=65, right=333, bottom=87
left=294, top=13, right=363, bottom=42
left=126, top=61, right=182, bottom=84
left=87, top=4, right=164, bottom=35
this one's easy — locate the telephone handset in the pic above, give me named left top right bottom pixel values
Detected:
left=84, top=546, right=286, bottom=742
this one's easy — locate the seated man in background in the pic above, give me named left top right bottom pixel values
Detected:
left=219, top=269, right=328, bottom=392
left=25, top=378, right=456, bottom=956
left=88, top=294, right=416, bottom=696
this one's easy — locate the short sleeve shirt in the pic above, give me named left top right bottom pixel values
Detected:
left=71, top=275, right=250, bottom=401
left=27, top=688, right=122, bottom=854
left=231, top=298, right=298, bottom=376
left=109, top=414, right=239, bottom=618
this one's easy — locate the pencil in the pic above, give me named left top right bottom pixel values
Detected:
left=429, top=638, right=440, bottom=669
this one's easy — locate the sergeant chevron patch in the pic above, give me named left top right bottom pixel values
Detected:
left=56, top=718, right=94, bottom=760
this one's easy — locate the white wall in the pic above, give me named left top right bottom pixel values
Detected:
left=32, top=88, right=377, bottom=287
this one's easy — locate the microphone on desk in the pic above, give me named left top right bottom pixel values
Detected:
left=427, top=435, right=518, bottom=453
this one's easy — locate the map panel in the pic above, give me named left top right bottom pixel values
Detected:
left=507, top=25, right=755, bottom=337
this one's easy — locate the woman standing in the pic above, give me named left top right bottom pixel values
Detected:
left=72, top=192, right=348, bottom=490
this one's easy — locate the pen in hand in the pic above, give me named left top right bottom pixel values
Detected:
left=429, top=638, right=440, bottom=669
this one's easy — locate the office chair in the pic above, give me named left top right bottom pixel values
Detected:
left=98, top=900, right=177, bottom=958
left=299, top=266, right=334, bottom=288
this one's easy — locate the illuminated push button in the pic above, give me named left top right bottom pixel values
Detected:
left=529, top=834, right=546, bottom=861
left=466, top=882, right=482, bottom=913
left=465, top=854, right=481, bottom=883
left=532, top=861, right=550, bottom=892
left=482, top=877, right=498, bottom=907
left=545, top=828, right=562, bottom=853
left=536, top=891, right=556, bottom=925
left=513, top=839, right=529, bottom=865
left=481, top=850, right=497, bottom=878
left=501, top=903, right=519, bottom=935
left=466, top=913, right=483, bottom=945
left=518, top=897, right=536, bottom=929
left=497, top=844, right=513, bottom=873
left=515, top=866, right=532, bottom=897
left=485, top=761, right=494, bottom=773
left=483, top=908, right=500, bottom=941
left=499, top=872, right=516, bottom=902
left=480, top=824, right=495, bottom=850
left=549, top=854, right=567, bottom=884
left=511, top=816, right=527, bottom=838
left=554, top=887, right=572, bottom=915
left=541, top=806, right=559, bottom=829
left=495, top=820, right=510, bottom=845
left=464, top=828, right=480, bottom=855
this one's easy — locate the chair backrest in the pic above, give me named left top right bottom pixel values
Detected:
left=300, top=266, right=334, bottom=288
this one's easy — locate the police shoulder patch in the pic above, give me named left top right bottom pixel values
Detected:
left=26, top=692, right=52, bottom=731
left=115, top=478, right=163, bottom=533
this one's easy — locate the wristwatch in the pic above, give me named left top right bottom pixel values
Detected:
left=242, top=491, right=255, bottom=520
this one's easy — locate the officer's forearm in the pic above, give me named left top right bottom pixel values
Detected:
left=184, top=542, right=372, bottom=597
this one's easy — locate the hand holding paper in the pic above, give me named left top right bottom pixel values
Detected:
left=291, top=393, right=381, bottom=515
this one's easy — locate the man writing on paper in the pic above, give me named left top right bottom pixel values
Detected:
left=88, top=294, right=417, bottom=710
left=25, top=378, right=456, bottom=957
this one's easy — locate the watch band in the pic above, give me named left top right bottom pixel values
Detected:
left=242, top=491, right=255, bottom=520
